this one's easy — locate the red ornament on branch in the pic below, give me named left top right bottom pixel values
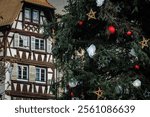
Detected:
left=78, top=20, right=84, bottom=26
left=108, top=25, right=116, bottom=34
left=127, top=31, right=132, bottom=36
left=70, top=92, right=74, bottom=97
left=134, top=65, right=140, bottom=70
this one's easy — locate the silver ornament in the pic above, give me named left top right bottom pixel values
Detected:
left=132, top=79, right=141, bottom=88
left=115, top=85, right=123, bottom=95
left=87, top=44, right=96, bottom=58
left=129, top=48, right=137, bottom=57
left=68, top=78, right=78, bottom=88
left=96, top=0, right=105, bottom=7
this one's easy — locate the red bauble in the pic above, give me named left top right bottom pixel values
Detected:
left=78, top=20, right=84, bottom=26
left=108, top=25, right=116, bottom=34
left=134, top=65, right=140, bottom=70
left=127, top=31, right=132, bottom=36
left=70, top=92, right=74, bottom=97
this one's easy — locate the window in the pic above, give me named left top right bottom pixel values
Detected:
left=19, top=35, right=29, bottom=48
left=33, top=10, right=39, bottom=23
left=25, top=8, right=31, bottom=22
left=14, top=34, right=29, bottom=49
left=36, top=67, right=46, bottom=82
left=18, top=65, right=28, bottom=80
left=31, top=36, right=49, bottom=52
left=24, top=8, right=40, bottom=24
left=35, top=38, right=45, bottom=50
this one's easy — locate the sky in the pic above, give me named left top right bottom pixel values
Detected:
left=48, top=0, right=67, bottom=14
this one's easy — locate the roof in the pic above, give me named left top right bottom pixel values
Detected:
left=23, top=0, right=55, bottom=9
left=0, top=0, right=23, bottom=27
left=0, top=0, right=55, bottom=27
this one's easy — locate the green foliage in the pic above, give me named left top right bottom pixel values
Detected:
left=52, top=0, right=150, bottom=99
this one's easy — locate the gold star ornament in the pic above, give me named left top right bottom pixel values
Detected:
left=139, top=37, right=150, bottom=49
left=86, top=9, right=97, bottom=20
left=94, top=88, right=103, bottom=99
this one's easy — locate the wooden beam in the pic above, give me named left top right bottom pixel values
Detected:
left=5, top=90, right=56, bottom=99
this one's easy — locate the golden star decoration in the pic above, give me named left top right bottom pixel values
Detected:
left=94, top=88, right=103, bottom=100
left=86, top=9, right=97, bottom=20
left=139, top=37, right=150, bottom=49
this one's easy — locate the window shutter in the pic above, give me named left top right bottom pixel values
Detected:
left=29, top=66, right=36, bottom=82
left=13, top=33, right=19, bottom=47
left=31, top=36, right=35, bottom=50
left=11, top=63, right=18, bottom=80
left=24, top=36, right=28, bottom=47
left=47, top=39, right=52, bottom=53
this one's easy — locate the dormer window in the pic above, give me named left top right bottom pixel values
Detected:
left=24, top=8, right=40, bottom=24
left=25, top=8, right=31, bottom=22
left=33, top=10, right=39, bottom=23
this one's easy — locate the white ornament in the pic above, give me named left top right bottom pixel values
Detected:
left=132, top=79, right=141, bottom=88
left=96, top=0, right=105, bottom=7
left=129, top=48, right=136, bottom=57
left=115, top=85, right=123, bottom=95
left=87, top=44, right=96, bottom=58
left=68, top=78, right=78, bottom=88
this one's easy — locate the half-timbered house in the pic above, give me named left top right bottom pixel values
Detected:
left=0, top=0, right=56, bottom=100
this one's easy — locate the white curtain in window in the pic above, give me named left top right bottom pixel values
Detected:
left=13, top=33, right=19, bottom=47
left=31, top=36, right=35, bottom=50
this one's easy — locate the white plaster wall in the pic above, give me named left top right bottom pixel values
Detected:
left=12, top=21, right=16, bottom=28
left=17, top=22, right=23, bottom=30
left=19, top=12, right=23, bottom=21
left=0, top=32, right=3, bottom=36
left=10, top=49, right=17, bottom=57
left=48, top=68, right=53, bottom=72
left=8, top=32, right=14, bottom=37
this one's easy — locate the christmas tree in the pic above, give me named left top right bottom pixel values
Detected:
left=52, top=0, right=150, bottom=100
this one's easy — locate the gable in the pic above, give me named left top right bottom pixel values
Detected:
left=0, top=0, right=55, bottom=27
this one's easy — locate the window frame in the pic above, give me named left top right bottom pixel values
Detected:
left=24, top=8, right=31, bottom=22
left=33, top=9, right=39, bottom=23
left=24, top=7, right=40, bottom=24
left=19, top=35, right=30, bottom=48
left=13, top=33, right=30, bottom=49
left=35, top=67, right=46, bottom=82
left=18, top=65, right=29, bottom=81
left=34, top=38, right=45, bottom=51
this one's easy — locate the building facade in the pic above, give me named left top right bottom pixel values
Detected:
left=0, top=0, right=56, bottom=100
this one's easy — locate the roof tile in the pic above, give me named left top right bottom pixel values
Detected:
left=0, top=0, right=23, bottom=26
